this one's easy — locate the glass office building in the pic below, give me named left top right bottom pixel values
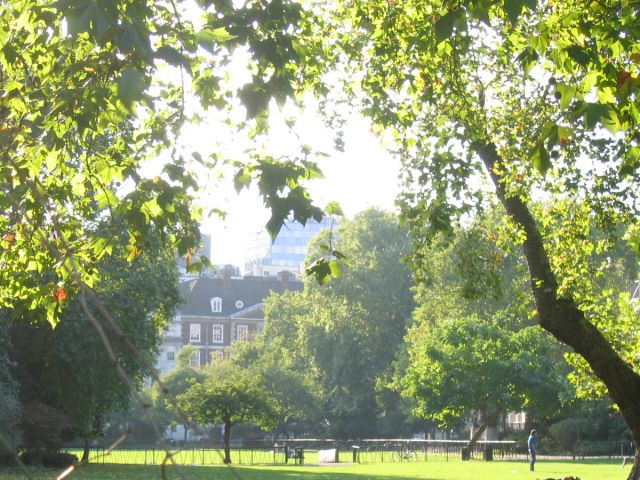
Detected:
left=245, top=217, right=336, bottom=276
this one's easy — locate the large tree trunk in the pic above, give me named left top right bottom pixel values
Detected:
left=478, top=141, right=640, bottom=480
left=223, top=420, right=232, bottom=464
left=468, top=423, right=487, bottom=449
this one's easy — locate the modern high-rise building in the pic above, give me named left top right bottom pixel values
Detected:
left=177, top=233, right=214, bottom=280
left=244, top=217, right=336, bottom=277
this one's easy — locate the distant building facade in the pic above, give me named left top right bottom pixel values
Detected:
left=156, top=267, right=302, bottom=375
left=244, top=217, right=336, bottom=277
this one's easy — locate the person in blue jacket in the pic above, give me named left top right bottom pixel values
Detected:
left=527, top=429, right=538, bottom=471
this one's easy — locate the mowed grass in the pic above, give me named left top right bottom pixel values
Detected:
left=0, top=459, right=631, bottom=480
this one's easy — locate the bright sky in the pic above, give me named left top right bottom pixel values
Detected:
left=149, top=29, right=402, bottom=269
left=201, top=113, right=401, bottom=267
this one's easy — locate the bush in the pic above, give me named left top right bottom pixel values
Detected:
left=20, top=450, right=77, bottom=468
left=0, top=452, right=18, bottom=467
left=20, top=401, right=73, bottom=451
left=548, top=418, right=580, bottom=451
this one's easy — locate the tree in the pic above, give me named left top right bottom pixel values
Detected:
left=8, top=234, right=181, bottom=461
left=178, top=361, right=275, bottom=464
left=300, top=2, right=640, bottom=477
left=228, top=337, right=322, bottom=439
left=265, top=208, right=415, bottom=437
left=151, top=345, right=206, bottom=443
left=0, top=0, right=325, bottom=326
left=0, top=314, right=20, bottom=459
left=399, top=211, right=568, bottom=446
left=401, top=316, right=566, bottom=447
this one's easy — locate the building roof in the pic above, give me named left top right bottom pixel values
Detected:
left=178, top=273, right=303, bottom=318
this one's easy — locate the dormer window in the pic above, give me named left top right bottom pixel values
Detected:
left=210, top=297, right=222, bottom=313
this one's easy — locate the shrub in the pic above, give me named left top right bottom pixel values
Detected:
left=20, top=450, right=78, bottom=468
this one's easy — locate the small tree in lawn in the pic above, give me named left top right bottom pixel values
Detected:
left=228, top=336, right=321, bottom=439
left=178, top=361, right=275, bottom=464
left=152, top=346, right=206, bottom=442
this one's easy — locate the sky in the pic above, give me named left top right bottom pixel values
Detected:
left=199, top=113, right=402, bottom=267
left=148, top=33, right=403, bottom=269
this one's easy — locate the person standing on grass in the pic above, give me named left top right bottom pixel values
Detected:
left=528, top=429, right=538, bottom=471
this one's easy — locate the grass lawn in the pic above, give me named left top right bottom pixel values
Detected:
left=0, top=460, right=632, bottom=480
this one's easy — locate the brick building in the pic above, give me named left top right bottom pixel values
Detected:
left=156, top=268, right=302, bottom=375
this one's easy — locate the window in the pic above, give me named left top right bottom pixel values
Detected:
left=210, top=297, right=222, bottom=313
left=166, top=350, right=175, bottom=362
left=190, top=349, right=201, bottom=367
left=237, top=324, right=249, bottom=341
left=235, top=300, right=244, bottom=309
left=166, top=316, right=181, bottom=336
left=212, top=324, right=224, bottom=343
left=209, top=350, right=224, bottom=362
left=189, top=323, right=201, bottom=342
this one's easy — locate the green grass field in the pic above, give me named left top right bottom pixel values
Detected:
left=0, top=459, right=631, bottom=480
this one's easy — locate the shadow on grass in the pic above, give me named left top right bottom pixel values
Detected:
left=0, top=459, right=627, bottom=480
left=0, top=463, right=436, bottom=480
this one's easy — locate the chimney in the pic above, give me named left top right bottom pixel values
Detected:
left=277, top=270, right=292, bottom=288
left=219, top=265, right=234, bottom=283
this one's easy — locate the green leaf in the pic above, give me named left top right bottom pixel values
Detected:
left=239, top=83, right=269, bottom=119
left=619, top=146, right=639, bottom=178
left=583, top=103, right=621, bottom=132
left=515, top=47, right=539, bottom=75
left=305, top=259, right=333, bottom=284
left=234, top=168, right=253, bottom=193
left=503, top=0, right=526, bottom=24
left=434, top=10, right=462, bottom=45
left=117, top=23, right=153, bottom=62
left=155, top=45, right=191, bottom=73
left=530, top=142, right=551, bottom=174
left=565, top=45, right=591, bottom=67
left=555, top=83, right=577, bottom=109
left=117, top=68, right=145, bottom=108
left=328, top=259, right=342, bottom=277
left=196, top=27, right=237, bottom=53
left=325, top=201, right=343, bottom=216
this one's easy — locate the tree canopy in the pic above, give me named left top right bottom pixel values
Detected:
left=7, top=233, right=180, bottom=457
left=293, top=1, right=640, bottom=476
left=265, top=209, right=415, bottom=437
left=0, top=0, right=324, bottom=326
left=3, top=0, right=640, bottom=474
left=178, top=360, right=275, bottom=464
left=399, top=210, right=569, bottom=445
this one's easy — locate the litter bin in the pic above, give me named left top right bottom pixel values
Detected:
left=483, top=446, right=493, bottom=461
left=352, top=446, right=360, bottom=463
left=461, top=447, right=471, bottom=461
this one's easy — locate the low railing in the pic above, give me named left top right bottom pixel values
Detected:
left=63, top=439, right=635, bottom=466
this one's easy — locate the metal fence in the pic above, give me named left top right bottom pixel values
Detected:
left=352, top=439, right=519, bottom=463
left=64, top=447, right=295, bottom=466
left=64, top=439, right=635, bottom=466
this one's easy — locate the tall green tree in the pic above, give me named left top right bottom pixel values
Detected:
left=400, top=211, right=568, bottom=446
left=265, top=208, right=414, bottom=437
left=9, top=234, right=181, bottom=461
left=299, top=2, right=640, bottom=476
